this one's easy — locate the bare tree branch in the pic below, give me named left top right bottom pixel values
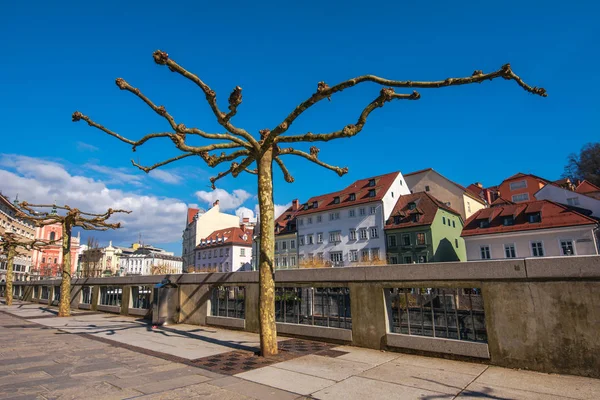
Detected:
left=274, top=156, right=294, bottom=183
left=277, top=89, right=420, bottom=143
left=115, top=78, right=177, bottom=129
left=200, top=149, right=251, bottom=168
left=152, top=50, right=260, bottom=149
left=268, top=64, right=547, bottom=142
left=278, top=147, right=348, bottom=177
left=132, top=153, right=196, bottom=173
left=224, top=86, right=242, bottom=122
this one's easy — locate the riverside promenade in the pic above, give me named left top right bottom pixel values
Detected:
left=1, top=302, right=598, bottom=400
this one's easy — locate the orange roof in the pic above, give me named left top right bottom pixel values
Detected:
left=274, top=201, right=301, bottom=236
left=196, top=226, right=253, bottom=248
left=385, top=192, right=461, bottom=229
left=576, top=180, right=600, bottom=194
left=187, top=208, right=200, bottom=225
left=462, top=200, right=597, bottom=237
left=297, top=171, right=400, bottom=215
left=490, top=197, right=514, bottom=206
left=503, top=172, right=550, bottom=184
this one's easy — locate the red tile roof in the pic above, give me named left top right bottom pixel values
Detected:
left=187, top=208, right=200, bottom=225
left=297, top=171, right=400, bottom=215
left=385, top=192, right=461, bottom=230
left=462, top=200, right=597, bottom=237
left=490, top=197, right=514, bottom=206
left=504, top=172, right=550, bottom=184
left=576, top=180, right=600, bottom=194
left=195, top=226, right=253, bottom=248
left=274, top=200, right=301, bottom=236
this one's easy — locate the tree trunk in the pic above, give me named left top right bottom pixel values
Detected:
left=257, top=147, right=278, bottom=356
left=58, top=221, right=72, bottom=317
left=5, top=245, right=15, bottom=306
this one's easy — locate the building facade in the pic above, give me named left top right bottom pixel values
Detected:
left=385, top=192, right=466, bottom=264
left=404, top=168, right=487, bottom=220
left=120, top=246, right=182, bottom=275
left=462, top=200, right=599, bottom=260
left=182, top=201, right=240, bottom=271
left=193, top=226, right=253, bottom=272
left=496, top=173, right=549, bottom=203
left=535, top=184, right=600, bottom=218
left=296, top=171, right=410, bottom=267
left=274, top=199, right=301, bottom=269
left=0, top=194, right=36, bottom=282
left=30, top=223, right=81, bottom=279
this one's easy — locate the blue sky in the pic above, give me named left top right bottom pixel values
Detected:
left=1, top=1, right=598, bottom=254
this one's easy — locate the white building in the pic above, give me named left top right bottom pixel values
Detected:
left=182, top=201, right=241, bottom=271
left=194, top=226, right=253, bottom=273
left=462, top=200, right=599, bottom=260
left=296, top=171, right=410, bottom=267
left=535, top=184, right=600, bottom=218
left=274, top=199, right=301, bottom=269
left=120, top=246, right=183, bottom=275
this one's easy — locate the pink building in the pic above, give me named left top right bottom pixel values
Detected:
left=31, top=223, right=80, bottom=279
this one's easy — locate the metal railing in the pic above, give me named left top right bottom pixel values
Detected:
left=40, top=286, right=49, bottom=300
left=81, top=286, right=93, bottom=304
left=275, top=287, right=351, bottom=329
left=99, top=286, right=122, bottom=307
left=211, top=286, right=245, bottom=319
left=387, top=288, right=487, bottom=343
left=131, top=285, right=152, bottom=309
left=53, top=286, right=60, bottom=302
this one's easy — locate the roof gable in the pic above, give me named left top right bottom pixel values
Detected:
left=405, top=168, right=486, bottom=205
left=576, top=180, right=600, bottom=194
left=385, top=192, right=461, bottom=229
left=196, top=226, right=253, bottom=248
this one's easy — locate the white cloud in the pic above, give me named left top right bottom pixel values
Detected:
left=195, top=188, right=252, bottom=211
left=148, top=169, right=182, bottom=185
left=0, top=154, right=189, bottom=246
left=76, top=141, right=99, bottom=152
left=235, top=206, right=256, bottom=222
left=85, top=163, right=145, bottom=186
left=275, top=203, right=292, bottom=219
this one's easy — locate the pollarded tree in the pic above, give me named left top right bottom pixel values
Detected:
left=0, top=232, right=55, bottom=305
left=17, top=203, right=130, bottom=317
left=72, top=50, right=546, bottom=355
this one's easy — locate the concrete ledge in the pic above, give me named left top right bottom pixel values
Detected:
left=276, top=322, right=352, bottom=342
left=38, top=299, right=48, bottom=304
left=206, top=315, right=245, bottom=329
left=525, top=256, right=600, bottom=279
left=78, top=303, right=91, bottom=310
left=386, top=333, right=490, bottom=359
left=128, top=308, right=151, bottom=317
left=97, top=305, right=121, bottom=314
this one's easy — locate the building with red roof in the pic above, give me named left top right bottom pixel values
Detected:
left=461, top=200, right=599, bottom=260
left=384, top=192, right=466, bottom=264
left=273, top=199, right=301, bottom=269
left=194, top=225, right=254, bottom=273
left=575, top=180, right=600, bottom=200
left=496, top=173, right=549, bottom=203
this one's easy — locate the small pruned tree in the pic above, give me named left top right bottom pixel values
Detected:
left=73, top=50, right=546, bottom=355
left=0, top=232, right=55, bottom=305
left=17, top=203, right=130, bottom=317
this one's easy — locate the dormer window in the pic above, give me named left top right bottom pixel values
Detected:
left=528, top=212, right=541, bottom=223
left=333, top=196, right=340, bottom=204
left=303, top=204, right=308, bottom=210
left=503, top=216, right=514, bottom=226
left=479, top=220, right=490, bottom=228
left=408, top=202, right=416, bottom=210
left=312, top=201, right=318, bottom=208
left=368, top=189, right=376, bottom=198
left=413, top=214, right=420, bottom=223
left=349, top=193, right=356, bottom=201
left=368, top=179, right=376, bottom=187
left=393, top=216, right=401, bottom=224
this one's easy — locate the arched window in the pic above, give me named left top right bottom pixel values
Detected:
left=49, top=232, right=56, bottom=241
left=42, top=257, right=46, bottom=263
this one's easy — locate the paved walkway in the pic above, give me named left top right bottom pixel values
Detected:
left=1, top=302, right=599, bottom=399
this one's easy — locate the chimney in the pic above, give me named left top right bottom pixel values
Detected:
left=292, top=199, right=299, bottom=211
left=212, top=200, right=219, bottom=207
left=475, top=182, right=483, bottom=188
left=243, top=217, right=250, bottom=223
left=240, top=223, right=246, bottom=231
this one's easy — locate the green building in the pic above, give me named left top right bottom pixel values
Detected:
left=384, top=192, right=466, bottom=264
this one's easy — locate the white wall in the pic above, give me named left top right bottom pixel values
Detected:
left=194, top=244, right=252, bottom=272
left=275, top=233, right=299, bottom=269
left=382, top=172, right=412, bottom=220
left=535, top=185, right=600, bottom=218
left=464, top=226, right=599, bottom=260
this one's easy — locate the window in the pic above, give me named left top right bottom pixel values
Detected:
left=417, top=255, right=427, bottom=263
left=307, top=217, right=312, bottom=224
left=413, top=214, right=420, bottom=223
left=359, top=208, right=366, bottom=216
left=567, top=197, right=580, bottom=206
left=480, top=245, right=491, bottom=259
left=225, top=248, right=230, bottom=256
left=467, top=202, right=471, bottom=213
left=442, top=216, right=446, bottom=225
left=282, top=241, right=287, bottom=250
left=299, top=236, right=305, bottom=246
left=510, top=180, right=527, bottom=190
left=359, top=228, right=368, bottom=240
left=298, top=218, right=304, bottom=226
left=368, top=189, right=376, bottom=198
left=512, top=193, right=530, bottom=202
left=503, top=216, right=514, bottom=226
left=408, top=202, right=416, bottom=210
left=369, top=206, right=376, bottom=215
left=333, top=196, right=340, bottom=204
left=371, top=248, right=380, bottom=261
left=220, top=249, right=224, bottom=256
left=49, top=232, right=56, bottom=241
left=403, top=256, right=412, bottom=264
left=402, top=234, right=411, bottom=246
left=275, top=242, right=279, bottom=250
left=455, top=238, right=459, bottom=248
left=329, top=231, right=341, bottom=243
left=531, top=241, right=544, bottom=257
left=275, top=258, right=280, bottom=268
left=208, top=251, right=212, bottom=259
left=452, top=220, right=456, bottom=228
left=349, top=209, right=355, bottom=217
left=281, top=257, right=288, bottom=268
left=290, top=240, right=296, bottom=249
left=330, top=252, right=343, bottom=263
left=389, top=256, right=398, bottom=264
left=316, top=215, right=322, bottom=223
left=290, top=256, right=296, bottom=267
left=240, top=248, right=246, bottom=257
left=308, top=235, right=314, bottom=245
left=214, top=249, right=218, bottom=257
left=416, top=233, right=426, bottom=245
left=368, top=179, right=376, bottom=187
left=312, top=201, right=318, bottom=208
left=349, top=229, right=357, bottom=240
left=560, top=240, right=575, bottom=256
left=349, top=193, right=356, bottom=201
left=42, top=257, right=45, bottom=263
left=393, top=216, right=401, bottom=224
left=317, top=233, right=323, bottom=243
left=361, top=249, right=370, bottom=261
left=528, top=212, right=541, bottom=223
left=329, top=212, right=340, bottom=221
left=370, top=227, right=378, bottom=238
left=388, top=235, right=397, bottom=247
left=350, top=250, right=358, bottom=262
left=479, top=220, right=490, bottom=228
left=317, top=253, right=324, bottom=261
left=504, top=244, right=516, bottom=258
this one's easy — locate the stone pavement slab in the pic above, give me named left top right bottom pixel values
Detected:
left=236, top=365, right=336, bottom=395
left=312, top=375, right=444, bottom=400
left=270, top=354, right=374, bottom=381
